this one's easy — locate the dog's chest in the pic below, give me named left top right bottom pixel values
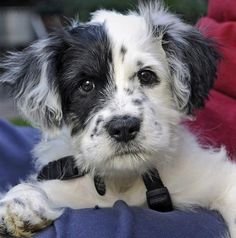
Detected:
left=40, top=175, right=147, bottom=209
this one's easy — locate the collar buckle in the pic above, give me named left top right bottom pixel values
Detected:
left=146, top=187, right=173, bottom=212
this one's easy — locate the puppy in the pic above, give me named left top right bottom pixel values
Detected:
left=0, top=1, right=235, bottom=237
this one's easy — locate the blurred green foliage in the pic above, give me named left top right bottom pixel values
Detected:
left=62, top=0, right=137, bottom=21
left=37, top=0, right=207, bottom=24
left=165, top=0, right=207, bottom=23
left=10, top=117, right=31, bottom=126
left=64, top=0, right=207, bottom=23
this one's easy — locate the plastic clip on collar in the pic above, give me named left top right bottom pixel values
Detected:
left=143, top=169, right=173, bottom=212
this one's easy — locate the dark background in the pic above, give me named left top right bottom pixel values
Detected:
left=0, top=0, right=208, bottom=48
left=0, top=0, right=207, bottom=22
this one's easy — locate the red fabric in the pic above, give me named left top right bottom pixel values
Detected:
left=208, top=0, right=236, bottom=22
left=186, top=0, right=236, bottom=158
left=187, top=91, right=236, bottom=157
left=197, top=18, right=236, bottom=98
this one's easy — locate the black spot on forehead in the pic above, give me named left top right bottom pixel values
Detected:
left=137, top=61, right=144, bottom=68
left=56, top=24, right=114, bottom=134
left=120, top=45, right=127, bottom=55
left=132, top=99, right=142, bottom=105
left=120, top=45, right=127, bottom=62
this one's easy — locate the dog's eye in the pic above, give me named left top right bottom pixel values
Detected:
left=137, top=70, right=159, bottom=86
left=79, top=80, right=95, bottom=93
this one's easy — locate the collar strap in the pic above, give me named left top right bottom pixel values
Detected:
left=142, top=169, right=173, bottom=212
left=37, top=157, right=173, bottom=212
left=37, top=156, right=87, bottom=181
left=37, top=156, right=106, bottom=196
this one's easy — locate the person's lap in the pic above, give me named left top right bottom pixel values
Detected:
left=0, top=120, right=228, bottom=238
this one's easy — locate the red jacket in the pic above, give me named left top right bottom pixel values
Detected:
left=187, top=0, right=236, bottom=157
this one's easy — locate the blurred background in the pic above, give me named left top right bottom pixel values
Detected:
left=0, top=0, right=208, bottom=125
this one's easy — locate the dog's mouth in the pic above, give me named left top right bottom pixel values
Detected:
left=113, top=147, right=146, bottom=159
left=100, top=148, right=151, bottom=176
left=112, top=142, right=146, bottom=157
left=115, top=150, right=140, bottom=156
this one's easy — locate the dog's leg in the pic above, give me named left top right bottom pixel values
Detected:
left=0, top=172, right=145, bottom=237
left=0, top=183, right=62, bottom=237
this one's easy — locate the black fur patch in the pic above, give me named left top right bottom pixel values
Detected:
left=56, top=24, right=114, bottom=134
left=120, top=45, right=127, bottom=62
left=0, top=23, right=114, bottom=132
left=161, top=27, right=220, bottom=114
left=91, top=127, right=98, bottom=138
left=132, top=99, right=142, bottom=105
left=137, top=61, right=144, bottom=68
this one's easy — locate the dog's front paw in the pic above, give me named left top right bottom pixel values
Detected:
left=0, top=184, right=62, bottom=237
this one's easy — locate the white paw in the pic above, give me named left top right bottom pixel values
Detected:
left=0, top=183, right=62, bottom=237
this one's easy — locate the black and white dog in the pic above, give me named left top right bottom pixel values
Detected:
left=0, top=1, right=235, bottom=237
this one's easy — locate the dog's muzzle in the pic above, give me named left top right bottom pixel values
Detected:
left=105, top=115, right=141, bottom=142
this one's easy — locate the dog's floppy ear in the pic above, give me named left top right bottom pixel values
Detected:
left=139, top=1, right=220, bottom=114
left=0, top=36, right=65, bottom=130
left=162, top=26, right=220, bottom=114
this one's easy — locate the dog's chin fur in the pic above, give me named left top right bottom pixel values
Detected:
left=2, top=2, right=236, bottom=238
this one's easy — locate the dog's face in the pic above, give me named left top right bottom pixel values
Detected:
left=58, top=14, right=178, bottom=175
left=0, top=2, right=219, bottom=176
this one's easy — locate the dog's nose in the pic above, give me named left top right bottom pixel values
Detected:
left=106, top=116, right=141, bottom=142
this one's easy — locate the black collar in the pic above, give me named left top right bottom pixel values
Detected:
left=37, top=156, right=173, bottom=212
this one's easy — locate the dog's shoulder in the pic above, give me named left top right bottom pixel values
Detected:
left=33, top=127, right=73, bottom=169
